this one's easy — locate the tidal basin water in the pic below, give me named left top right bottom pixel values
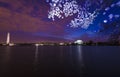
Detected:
left=0, top=46, right=120, bottom=77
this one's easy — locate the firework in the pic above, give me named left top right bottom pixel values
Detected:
left=46, top=0, right=119, bottom=29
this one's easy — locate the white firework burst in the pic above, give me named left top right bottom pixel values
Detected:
left=46, top=0, right=103, bottom=29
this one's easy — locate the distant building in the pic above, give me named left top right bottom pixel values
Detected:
left=6, top=32, right=10, bottom=45
left=35, top=44, right=39, bottom=47
left=59, top=43, right=64, bottom=45
left=74, top=40, right=83, bottom=45
left=6, top=32, right=15, bottom=46
left=35, top=43, right=44, bottom=46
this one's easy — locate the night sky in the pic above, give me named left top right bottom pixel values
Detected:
left=0, top=0, right=120, bottom=43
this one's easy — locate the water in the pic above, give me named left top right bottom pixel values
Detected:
left=0, top=46, right=120, bottom=77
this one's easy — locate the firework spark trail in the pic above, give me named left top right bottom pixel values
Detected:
left=102, top=1, right=120, bottom=23
left=46, top=0, right=120, bottom=29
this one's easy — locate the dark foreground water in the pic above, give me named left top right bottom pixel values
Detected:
left=0, top=46, right=120, bottom=77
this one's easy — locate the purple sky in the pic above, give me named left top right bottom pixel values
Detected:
left=0, top=0, right=120, bottom=43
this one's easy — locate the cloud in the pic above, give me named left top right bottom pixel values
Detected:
left=0, top=0, right=69, bottom=42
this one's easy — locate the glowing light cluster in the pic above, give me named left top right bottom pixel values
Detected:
left=46, top=0, right=102, bottom=29
left=63, top=1, right=79, bottom=17
left=116, top=1, right=120, bottom=6
left=103, top=1, right=120, bottom=23
left=103, top=1, right=120, bottom=14
left=48, top=0, right=79, bottom=20
left=69, top=10, right=97, bottom=29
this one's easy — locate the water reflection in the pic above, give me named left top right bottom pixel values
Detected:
left=69, top=46, right=72, bottom=55
left=0, top=46, right=120, bottom=77
left=3, top=46, right=11, bottom=64
left=77, top=46, right=85, bottom=75
left=34, top=46, right=39, bottom=71
left=77, top=46, right=83, bottom=65
left=1, top=46, right=11, bottom=73
left=59, top=46, right=63, bottom=63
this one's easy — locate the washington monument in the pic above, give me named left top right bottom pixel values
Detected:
left=6, top=32, right=10, bottom=45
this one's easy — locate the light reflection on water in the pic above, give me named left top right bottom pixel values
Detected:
left=1, top=46, right=11, bottom=71
left=59, top=46, right=64, bottom=63
left=34, top=46, right=39, bottom=71
left=0, top=46, right=120, bottom=77
left=77, top=46, right=83, bottom=64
